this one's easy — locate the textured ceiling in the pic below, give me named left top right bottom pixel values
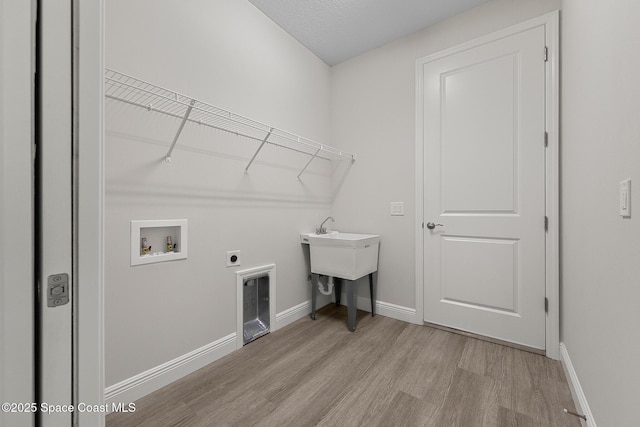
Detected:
left=248, top=0, right=490, bottom=66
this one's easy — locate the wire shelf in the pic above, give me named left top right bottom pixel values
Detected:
left=104, top=68, right=355, bottom=179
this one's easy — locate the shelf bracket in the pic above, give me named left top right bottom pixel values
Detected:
left=296, top=147, right=322, bottom=181
left=165, top=99, right=196, bottom=163
left=245, top=128, right=273, bottom=172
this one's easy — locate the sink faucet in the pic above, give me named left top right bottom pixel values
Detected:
left=316, top=216, right=334, bottom=234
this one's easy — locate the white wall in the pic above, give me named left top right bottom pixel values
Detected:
left=329, top=0, right=561, bottom=311
left=105, top=0, right=335, bottom=387
left=561, top=1, right=640, bottom=425
left=105, top=5, right=640, bottom=425
left=0, top=1, right=34, bottom=426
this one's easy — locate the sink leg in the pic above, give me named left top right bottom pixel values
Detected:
left=335, top=278, right=342, bottom=307
left=369, top=273, right=376, bottom=317
left=310, top=273, right=318, bottom=320
left=346, top=280, right=357, bottom=332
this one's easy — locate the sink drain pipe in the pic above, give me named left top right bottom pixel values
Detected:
left=318, top=275, right=334, bottom=296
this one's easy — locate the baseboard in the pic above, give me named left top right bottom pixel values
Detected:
left=105, top=296, right=334, bottom=406
left=105, top=333, right=236, bottom=406
left=275, top=300, right=310, bottom=329
left=276, top=293, right=416, bottom=326
left=275, top=295, right=331, bottom=330
left=560, top=342, right=597, bottom=427
left=373, top=299, right=417, bottom=323
left=335, top=290, right=417, bottom=324
left=103, top=294, right=406, bottom=406
left=357, top=297, right=417, bottom=323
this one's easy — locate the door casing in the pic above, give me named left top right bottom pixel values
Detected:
left=0, top=1, right=36, bottom=426
left=73, top=0, right=106, bottom=425
left=414, top=11, right=560, bottom=359
left=38, top=1, right=74, bottom=424
left=0, top=1, right=104, bottom=425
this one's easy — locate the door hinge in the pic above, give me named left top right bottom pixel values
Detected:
left=544, top=131, right=549, bottom=147
left=544, top=46, right=549, bottom=62
left=544, top=216, right=549, bottom=232
left=545, top=297, right=549, bottom=313
left=422, top=222, right=424, bottom=229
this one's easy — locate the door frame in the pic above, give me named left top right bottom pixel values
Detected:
left=0, top=1, right=36, bottom=426
left=39, top=1, right=75, bottom=423
left=0, top=1, right=104, bottom=425
left=414, top=11, right=560, bottom=359
left=38, top=0, right=106, bottom=424
left=74, top=0, right=106, bottom=424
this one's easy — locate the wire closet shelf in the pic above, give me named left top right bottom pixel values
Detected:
left=104, top=68, right=355, bottom=180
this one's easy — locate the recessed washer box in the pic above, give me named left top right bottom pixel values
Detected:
left=131, top=219, right=188, bottom=266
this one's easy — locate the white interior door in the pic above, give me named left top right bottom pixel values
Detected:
left=420, top=25, right=546, bottom=349
left=38, top=0, right=74, bottom=425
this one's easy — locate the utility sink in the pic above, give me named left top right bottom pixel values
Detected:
left=301, top=231, right=381, bottom=332
left=300, top=232, right=380, bottom=281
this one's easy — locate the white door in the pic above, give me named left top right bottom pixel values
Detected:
left=38, top=0, right=74, bottom=425
left=420, top=25, right=546, bottom=349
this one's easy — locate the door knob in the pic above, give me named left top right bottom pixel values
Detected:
left=426, top=222, right=443, bottom=230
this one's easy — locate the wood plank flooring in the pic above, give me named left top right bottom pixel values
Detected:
left=106, top=305, right=580, bottom=427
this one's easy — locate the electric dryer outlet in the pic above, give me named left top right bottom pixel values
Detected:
left=227, top=250, right=241, bottom=267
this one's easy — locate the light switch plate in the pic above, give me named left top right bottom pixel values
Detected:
left=390, top=202, right=404, bottom=216
left=620, top=179, right=631, bottom=217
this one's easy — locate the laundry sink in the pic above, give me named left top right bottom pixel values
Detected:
left=300, top=232, right=380, bottom=280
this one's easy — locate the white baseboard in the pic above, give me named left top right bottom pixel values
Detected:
left=104, top=295, right=412, bottom=406
left=105, top=333, right=236, bottom=406
left=560, top=342, right=597, bottom=427
left=355, top=296, right=417, bottom=324
left=275, top=300, right=311, bottom=329
left=334, top=289, right=417, bottom=324
left=277, top=292, right=416, bottom=327
left=105, top=298, right=328, bottom=405
left=275, top=295, right=332, bottom=330
left=376, top=300, right=417, bottom=324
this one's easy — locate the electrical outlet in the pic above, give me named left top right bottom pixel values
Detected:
left=226, top=250, right=241, bottom=267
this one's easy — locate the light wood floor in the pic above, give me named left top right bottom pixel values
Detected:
left=107, top=305, right=580, bottom=427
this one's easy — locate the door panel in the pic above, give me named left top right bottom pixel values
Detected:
left=422, top=26, right=546, bottom=349
left=441, top=54, right=518, bottom=213
left=441, top=237, right=518, bottom=313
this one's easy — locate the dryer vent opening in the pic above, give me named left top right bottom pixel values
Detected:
left=243, top=275, right=270, bottom=345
